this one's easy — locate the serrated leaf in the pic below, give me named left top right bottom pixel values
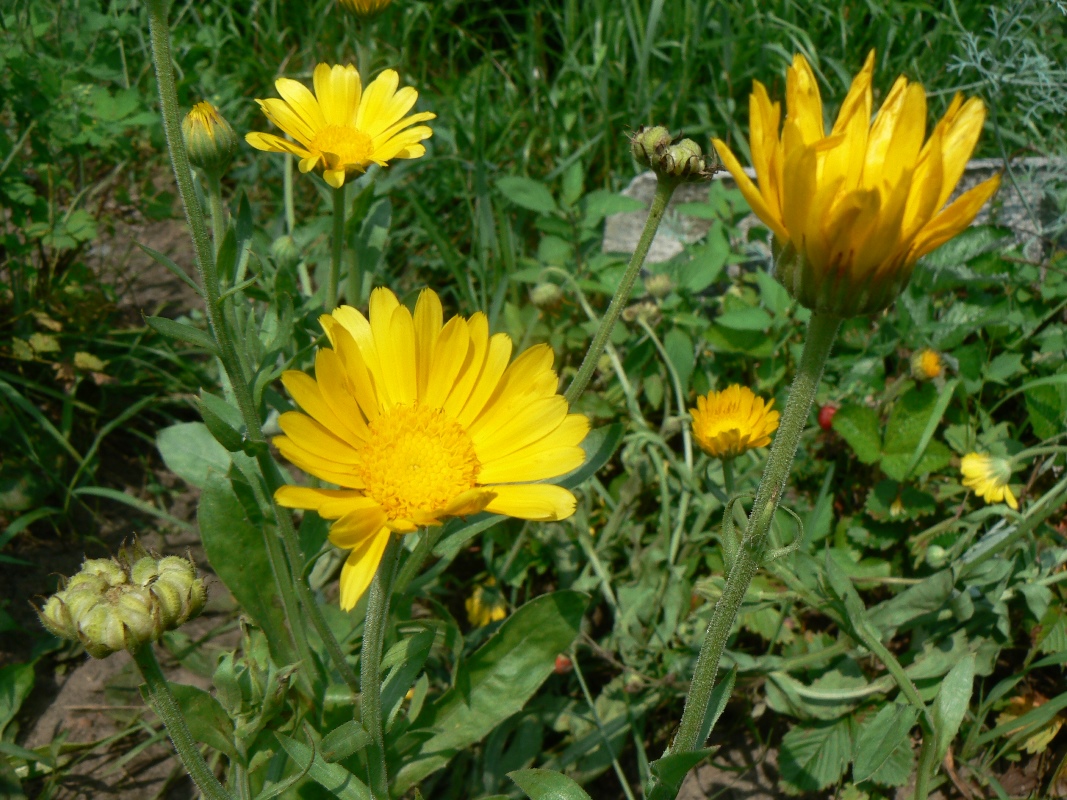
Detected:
left=778, top=718, right=853, bottom=794
left=509, top=768, right=593, bottom=800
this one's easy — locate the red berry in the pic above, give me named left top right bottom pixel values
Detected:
left=554, top=654, right=573, bottom=674
left=818, top=404, right=838, bottom=432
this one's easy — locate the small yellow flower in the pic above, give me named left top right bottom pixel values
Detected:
left=182, top=101, right=238, bottom=177
left=911, top=348, right=944, bottom=380
left=465, top=579, right=508, bottom=628
left=961, top=452, right=1018, bottom=510
left=337, top=0, right=393, bottom=17
left=713, top=51, right=1000, bottom=316
left=690, top=385, right=780, bottom=459
left=275, top=288, right=589, bottom=609
left=246, top=63, right=434, bottom=189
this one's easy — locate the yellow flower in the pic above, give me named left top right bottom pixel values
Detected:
left=465, top=579, right=508, bottom=628
left=182, top=101, right=238, bottom=177
left=712, top=51, right=1000, bottom=317
left=337, top=0, right=393, bottom=17
left=246, top=63, right=434, bottom=189
left=911, top=348, right=944, bottom=380
left=690, top=385, right=780, bottom=459
left=274, top=287, right=589, bottom=609
left=960, top=452, right=1018, bottom=510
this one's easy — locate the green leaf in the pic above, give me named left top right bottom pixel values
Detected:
left=832, top=404, right=882, bottom=464
left=156, top=422, right=231, bottom=490
left=136, top=243, right=205, bottom=300
left=853, top=703, right=918, bottom=784
left=321, top=721, right=372, bottom=763
left=198, top=472, right=296, bottom=666
left=393, top=591, right=588, bottom=792
left=931, top=654, right=975, bottom=763
left=145, top=316, right=218, bottom=354
left=778, top=718, right=853, bottom=794
left=559, top=424, right=624, bottom=489
left=196, top=396, right=245, bottom=453
left=881, top=384, right=954, bottom=481
left=648, top=748, right=715, bottom=796
left=0, top=663, right=34, bottom=740
left=497, top=176, right=557, bottom=214
left=663, top=329, right=695, bottom=394
left=509, top=768, right=593, bottom=800
left=1025, top=380, right=1067, bottom=440
left=160, top=683, right=237, bottom=761
left=275, top=731, right=371, bottom=800
left=715, top=307, right=772, bottom=331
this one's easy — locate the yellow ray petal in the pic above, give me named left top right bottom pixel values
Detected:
left=314, top=63, right=362, bottom=126
left=910, top=175, right=1000, bottom=260
left=274, top=77, right=327, bottom=131
left=313, top=348, right=371, bottom=441
left=712, top=139, right=789, bottom=241
left=472, top=396, right=570, bottom=462
left=357, top=69, right=400, bottom=131
left=786, top=53, right=825, bottom=144
left=245, top=132, right=312, bottom=158
left=273, top=436, right=363, bottom=488
left=258, top=98, right=317, bottom=145
left=424, top=317, right=471, bottom=409
left=477, top=444, right=586, bottom=484
left=413, top=288, right=444, bottom=397
left=275, top=486, right=372, bottom=519
left=484, top=484, right=578, bottom=521
left=452, top=332, right=513, bottom=425
left=278, top=411, right=363, bottom=463
left=338, top=529, right=391, bottom=610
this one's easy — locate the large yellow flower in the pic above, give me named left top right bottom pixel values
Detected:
left=960, top=452, right=1018, bottom=510
left=713, top=52, right=1000, bottom=316
left=690, top=385, right=779, bottom=459
left=274, top=288, right=589, bottom=609
left=246, top=63, right=434, bottom=189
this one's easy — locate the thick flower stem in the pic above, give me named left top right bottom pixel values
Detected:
left=146, top=0, right=356, bottom=696
left=565, top=178, right=678, bottom=406
left=133, top=644, right=235, bottom=800
left=360, top=536, right=402, bottom=800
left=327, top=184, right=346, bottom=311
left=207, top=175, right=226, bottom=255
left=647, top=311, right=841, bottom=800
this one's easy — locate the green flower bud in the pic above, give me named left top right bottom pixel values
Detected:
left=621, top=300, right=661, bottom=327
left=39, top=595, right=75, bottom=640
left=925, top=544, right=949, bottom=569
left=270, top=235, right=300, bottom=270
left=529, top=282, right=563, bottom=309
left=643, top=273, right=674, bottom=299
left=630, top=126, right=719, bottom=183
left=182, top=102, right=238, bottom=180
left=631, top=126, right=673, bottom=167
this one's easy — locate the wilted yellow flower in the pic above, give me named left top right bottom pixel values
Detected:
left=246, top=63, right=434, bottom=189
left=713, top=51, right=1000, bottom=317
left=465, top=579, right=508, bottom=628
left=911, top=348, right=944, bottom=380
left=961, top=452, right=1018, bottom=510
left=182, top=101, right=238, bottom=178
left=690, top=385, right=780, bottom=459
left=337, top=0, right=393, bottom=17
left=274, top=287, right=589, bottom=609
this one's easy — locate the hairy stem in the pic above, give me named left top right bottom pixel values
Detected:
left=327, top=184, right=346, bottom=311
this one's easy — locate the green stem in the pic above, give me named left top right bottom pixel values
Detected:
left=721, top=458, right=735, bottom=497
left=393, top=526, right=446, bottom=596
left=328, top=184, right=346, bottom=311
left=914, top=724, right=938, bottom=800
left=284, top=155, right=296, bottom=234
left=360, top=536, right=401, bottom=800
left=647, top=311, right=841, bottom=800
left=146, top=0, right=355, bottom=694
left=564, top=178, right=678, bottom=405
left=207, top=175, right=226, bottom=256
left=133, top=644, right=235, bottom=800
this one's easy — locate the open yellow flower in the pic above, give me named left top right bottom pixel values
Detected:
left=911, top=347, right=944, bottom=380
left=246, top=63, right=434, bottom=188
left=961, top=452, right=1018, bottom=510
left=274, top=288, right=589, bottom=609
left=713, top=51, right=1000, bottom=316
left=690, top=385, right=779, bottom=459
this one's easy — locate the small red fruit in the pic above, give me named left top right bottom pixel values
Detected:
left=817, top=404, right=838, bottom=432
left=554, top=654, right=573, bottom=674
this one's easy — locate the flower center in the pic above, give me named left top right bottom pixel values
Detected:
left=355, top=404, right=480, bottom=520
left=310, top=125, right=374, bottom=166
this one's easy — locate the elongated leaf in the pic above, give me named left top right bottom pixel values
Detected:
left=558, top=424, right=624, bottom=490
left=275, top=732, right=371, bottom=800
left=509, top=768, right=592, bottom=800
left=148, top=682, right=237, bottom=761
left=393, top=591, right=588, bottom=792
left=157, top=422, right=231, bottom=490
left=145, top=316, right=218, bottom=355
left=321, top=721, right=371, bottom=763
left=496, top=176, right=557, bottom=213
left=932, top=654, right=975, bottom=763
left=0, top=663, right=34, bottom=740
left=136, top=243, right=204, bottom=299
left=853, top=703, right=918, bottom=784
left=648, top=748, right=715, bottom=797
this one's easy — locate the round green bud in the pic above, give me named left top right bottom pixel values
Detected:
left=270, top=235, right=301, bottom=270
left=630, top=126, right=673, bottom=168
left=530, top=282, right=563, bottom=309
left=643, top=273, right=674, bottom=299
left=182, top=102, right=238, bottom=179
left=925, top=545, right=949, bottom=569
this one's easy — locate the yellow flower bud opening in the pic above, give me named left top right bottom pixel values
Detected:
left=182, top=101, right=238, bottom=178
left=713, top=51, right=1001, bottom=317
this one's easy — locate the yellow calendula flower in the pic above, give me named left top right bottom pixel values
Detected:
left=713, top=51, right=1000, bottom=317
left=274, top=288, right=589, bottom=609
left=690, top=385, right=780, bottom=459
left=911, top=347, right=944, bottom=380
left=961, top=452, right=1018, bottom=510
left=465, top=579, right=508, bottom=628
left=337, top=0, right=393, bottom=17
left=246, top=63, right=434, bottom=189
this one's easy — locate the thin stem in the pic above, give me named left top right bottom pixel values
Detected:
left=284, top=155, right=296, bottom=234
left=133, top=644, right=235, bottom=800
left=647, top=311, right=841, bottom=800
left=328, top=184, right=346, bottom=311
left=360, top=536, right=402, bottom=800
left=914, top=724, right=938, bottom=800
left=721, top=458, right=735, bottom=497
left=564, top=178, right=678, bottom=405
left=394, top=525, right=447, bottom=597
left=207, top=175, right=226, bottom=255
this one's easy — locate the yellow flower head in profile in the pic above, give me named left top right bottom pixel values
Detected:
left=713, top=51, right=1001, bottom=317
left=337, top=0, right=393, bottom=17
left=911, top=347, right=944, bottom=380
left=246, top=63, right=434, bottom=189
left=274, top=288, right=589, bottom=609
left=182, top=101, right=238, bottom=177
left=690, top=385, right=780, bottom=459
left=961, top=452, right=1018, bottom=510
left=465, top=579, right=508, bottom=628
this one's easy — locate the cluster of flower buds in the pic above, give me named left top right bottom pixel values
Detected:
left=630, top=125, right=719, bottom=183
left=182, top=101, right=239, bottom=180
left=38, top=543, right=206, bottom=658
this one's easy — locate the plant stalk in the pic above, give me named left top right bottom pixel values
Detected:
left=328, top=184, right=346, bottom=311
left=360, top=535, right=402, bottom=800
left=133, top=644, right=235, bottom=800
left=564, top=178, right=678, bottom=405
left=647, top=311, right=841, bottom=800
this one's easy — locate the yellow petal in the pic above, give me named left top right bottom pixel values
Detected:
left=321, top=319, right=381, bottom=422
left=324, top=169, right=346, bottom=188
left=274, top=77, right=327, bottom=131
left=274, top=486, right=371, bottom=519
left=424, top=317, right=471, bottom=409
left=413, top=288, right=443, bottom=397
left=484, top=484, right=577, bottom=521
left=477, top=444, right=586, bottom=484
left=314, top=63, right=362, bottom=127
left=278, top=411, right=362, bottom=464
left=786, top=53, right=825, bottom=144
left=245, top=132, right=312, bottom=159
left=356, top=69, right=400, bottom=132
left=452, top=332, right=513, bottom=426
left=712, top=139, right=789, bottom=241
left=378, top=302, right=417, bottom=407
left=909, top=174, right=1000, bottom=260
left=273, top=436, right=362, bottom=488
left=258, top=98, right=317, bottom=145
left=338, top=529, right=391, bottom=610
left=281, top=370, right=355, bottom=440
left=441, top=312, right=490, bottom=418
left=313, top=348, right=371, bottom=441
left=935, top=96, right=986, bottom=209
left=472, top=396, right=570, bottom=462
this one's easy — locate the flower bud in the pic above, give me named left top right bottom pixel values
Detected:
left=36, top=544, right=206, bottom=658
left=631, top=126, right=718, bottom=183
left=621, top=300, right=661, bottom=327
left=631, top=126, right=673, bottom=167
left=911, top=348, right=944, bottom=381
left=530, top=282, right=563, bottom=309
left=270, top=235, right=301, bottom=270
left=182, top=102, right=238, bottom=179
left=643, top=273, right=674, bottom=299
